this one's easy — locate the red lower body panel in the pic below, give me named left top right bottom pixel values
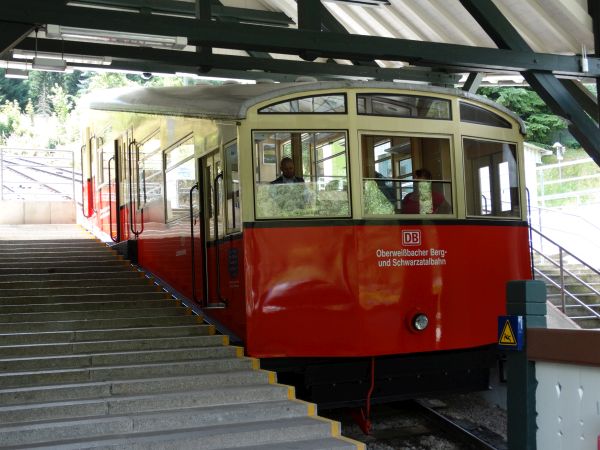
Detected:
left=244, top=222, right=531, bottom=358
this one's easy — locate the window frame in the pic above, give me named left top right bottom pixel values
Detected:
left=136, top=128, right=161, bottom=209
left=462, top=135, right=521, bottom=219
left=356, top=93, right=452, bottom=121
left=258, top=93, right=348, bottom=115
left=163, top=133, right=196, bottom=223
left=359, top=132, right=455, bottom=217
left=251, top=128, right=352, bottom=221
left=459, top=101, right=513, bottom=129
left=224, top=139, right=241, bottom=234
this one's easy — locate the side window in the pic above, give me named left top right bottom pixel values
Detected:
left=253, top=131, right=350, bottom=219
left=164, top=136, right=196, bottom=222
left=460, top=102, right=512, bottom=129
left=138, top=132, right=162, bottom=207
left=357, top=94, right=451, bottom=119
left=258, top=94, right=346, bottom=114
left=225, top=141, right=240, bottom=233
left=361, top=135, right=453, bottom=215
left=463, top=138, right=520, bottom=217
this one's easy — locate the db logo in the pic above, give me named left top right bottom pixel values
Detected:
left=402, top=230, right=421, bottom=246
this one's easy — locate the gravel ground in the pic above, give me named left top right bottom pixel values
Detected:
left=323, top=390, right=508, bottom=450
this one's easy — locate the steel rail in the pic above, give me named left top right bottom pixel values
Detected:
left=410, top=399, right=500, bottom=450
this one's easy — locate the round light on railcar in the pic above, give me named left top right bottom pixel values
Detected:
left=412, top=314, right=429, bottom=331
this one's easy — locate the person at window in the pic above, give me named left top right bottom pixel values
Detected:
left=401, top=169, right=449, bottom=214
left=271, top=157, right=305, bottom=184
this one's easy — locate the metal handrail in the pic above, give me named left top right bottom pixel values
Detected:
left=80, top=144, right=93, bottom=218
left=127, top=140, right=144, bottom=238
left=107, top=156, right=118, bottom=243
left=213, top=171, right=227, bottom=306
left=189, top=183, right=200, bottom=304
left=531, top=227, right=600, bottom=321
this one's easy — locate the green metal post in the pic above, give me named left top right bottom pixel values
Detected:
left=505, top=280, right=547, bottom=450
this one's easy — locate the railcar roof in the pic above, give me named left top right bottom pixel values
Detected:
left=88, top=81, right=525, bottom=133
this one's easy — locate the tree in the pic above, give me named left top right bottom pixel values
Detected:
left=0, top=69, right=30, bottom=107
left=477, top=86, right=568, bottom=146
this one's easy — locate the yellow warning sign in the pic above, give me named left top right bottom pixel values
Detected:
left=499, top=320, right=517, bottom=346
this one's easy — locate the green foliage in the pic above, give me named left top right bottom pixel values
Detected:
left=0, top=70, right=30, bottom=108
left=363, top=180, right=394, bottom=215
left=477, top=86, right=568, bottom=146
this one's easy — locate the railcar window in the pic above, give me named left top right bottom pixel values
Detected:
left=138, top=133, right=162, bottom=207
left=258, top=94, right=346, bottom=114
left=357, top=94, right=451, bottom=119
left=164, top=136, right=197, bottom=222
left=459, top=102, right=512, bottom=128
left=361, top=135, right=453, bottom=215
left=225, top=141, right=240, bottom=233
left=253, top=131, right=350, bottom=219
left=463, top=138, right=520, bottom=217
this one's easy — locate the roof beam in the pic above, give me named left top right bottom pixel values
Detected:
left=589, top=0, right=600, bottom=123
left=4, top=0, right=599, bottom=76
left=0, top=22, right=34, bottom=59
left=14, top=37, right=460, bottom=84
left=559, top=79, right=598, bottom=120
left=460, top=0, right=600, bottom=166
left=66, top=0, right=294, bottom=25
left=462, top=72, right=483, bottom=93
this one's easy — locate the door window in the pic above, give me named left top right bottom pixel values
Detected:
left=164, top=136, right=196, bottom=222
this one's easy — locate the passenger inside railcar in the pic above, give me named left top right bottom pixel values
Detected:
left=270, top=157, right=305, bottom=184
left=361, top=135, right=453, bottom=215
left=400, top=168, right=450, bottom=214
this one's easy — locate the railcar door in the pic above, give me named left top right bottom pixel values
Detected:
left=199, top=150, right=226, bottom=307
left=105, top=139, right=121, bottom=242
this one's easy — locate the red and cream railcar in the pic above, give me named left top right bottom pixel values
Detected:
left=81, top=81, right=531, bottom=406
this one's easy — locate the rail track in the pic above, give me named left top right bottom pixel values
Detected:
left=325, top=398, right=506, bottom=450
left=1, top=152, right=79, bottom=200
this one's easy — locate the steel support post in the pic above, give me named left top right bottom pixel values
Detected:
left=505, top=280, right=547, bottom=450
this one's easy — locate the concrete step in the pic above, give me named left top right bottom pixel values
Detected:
left=0, top=256, right=126, bottom=266
left=0, top=314, right=202, bottom=333
left=0, top=324, right=215, bottom=347
left=0, top=277, right=151, bottom=290
left=227, top=438, right=359, bottom=449
left=0, top=368, right=268, bottom=406
left=0, top=399, right=314, bottom=447
left=0, top=249, right=117, bottom=259
left=0, top=333, right=226, bottom=358
left=0, top=271, right=144, bottom=283
left=0, top=285, right=163, bottom=299
left=0, top=259, right=129, bottom=269
left=0, top=383, right=290, bottom=424
left=0, top=357, right=254, bottom=389
left=0, top=283, right=162, bottom=303
left=0, top=345, right=240, bottom=373
left=0, top=306, right=191, bottom=324
left=0, top=292, right=172, bottom=306
left=0, top=299, right=177, bottom=315
left=0, top=266, right=132, bottom=275
left=10, top=417, right=342, bottom=450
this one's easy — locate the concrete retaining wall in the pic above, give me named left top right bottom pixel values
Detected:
left=0, top=201, right=76, bottom=224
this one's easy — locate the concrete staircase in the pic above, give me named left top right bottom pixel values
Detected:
left=535, top=260, right=600, bottom=330
left=0, top=225, right=362, bottom=449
